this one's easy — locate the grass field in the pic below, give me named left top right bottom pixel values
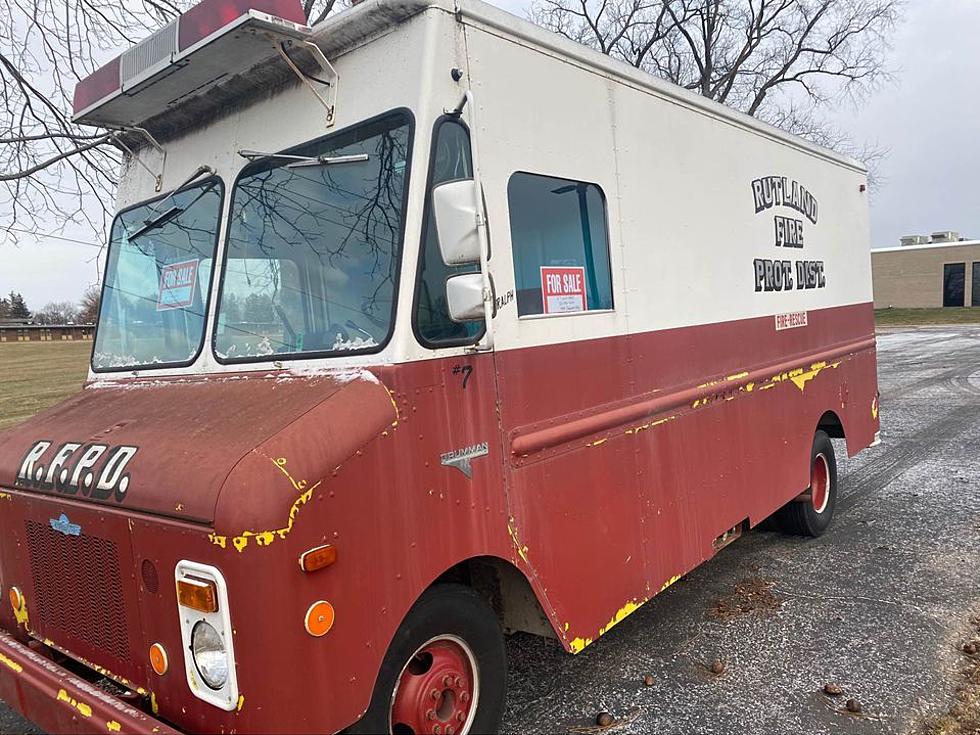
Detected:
left=0, top=341, right=91, bottom=431
left=875, top=307, right=980, bottom=326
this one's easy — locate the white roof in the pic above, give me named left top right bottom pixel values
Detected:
left=872, top=240, right=980, bottom=254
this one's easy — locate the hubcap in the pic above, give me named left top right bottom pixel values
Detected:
left=390, top=636, right=478, bottom=735
left=811, top=453, right=830, bottom=513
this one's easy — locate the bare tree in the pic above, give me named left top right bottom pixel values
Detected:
left=0, top=0, right=340, bottom=244
left=34, top=300, right=78, bottom=324
left=530, top=0, right=900, bottom=171
left=77, top=283, right=101, bottom=324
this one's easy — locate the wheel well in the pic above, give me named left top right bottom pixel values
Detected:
left=432, top=557, right=557, bottom=640
left=817, top=410, right=845, bottom=439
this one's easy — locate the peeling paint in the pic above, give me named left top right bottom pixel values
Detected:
left=236, top=694, right=245, bottom=712
left=211, top=456, right=321, bottom=552
left=106, top=721, right=121, bottom=732
left=569, top=636, right=592, bottom=654
left=506, top=518, right=530, bottom=565
left=660, top=574, right=682, bottom=592
left=13, top=599, right=28, bottom=628
left=56, top=689, right=93, bottom=717
left=150, top=692, right=159, bottom=715
left=0, top=652, right=22, bottom=673
left=872, top=396, right=879, bottom=420
left=726, top=371, right=749, bottom=381
left=598, top=599, right=645, bottom=637
left=587, top=437, right=608, bottom=447
left=0, top=492, right=10, bottom=501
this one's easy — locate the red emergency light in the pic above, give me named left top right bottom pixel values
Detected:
left=72, top=0, right=311, bottom=129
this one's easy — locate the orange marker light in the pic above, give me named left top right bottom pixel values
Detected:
left=176, top=578, right=218, bottom=613
left=304, top=600, right=335, bottom=637
left=8, top=587, right=23, bottom=612
left=149, top=643, right=168, bottom=676
left=299, top=544, right=337, bottom=573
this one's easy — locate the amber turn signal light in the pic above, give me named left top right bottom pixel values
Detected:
left=299, top=544, right=337, bottom=573
left=176, top=578, right=218, bottom=613
left=8, top=587, right=23, bottom=612
left=149, top=643, right=168, bottom=676
left=304, top=600, right=335, bottom=637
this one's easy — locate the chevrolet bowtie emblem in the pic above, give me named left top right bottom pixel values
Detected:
left=49, top=513, right=81, bottom=537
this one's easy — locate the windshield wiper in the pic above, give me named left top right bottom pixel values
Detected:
left=237, top=150, right=369, bottom=168
left=127, top=205, right=183, bottom=241
left=125, top=165, right=215, bottom=242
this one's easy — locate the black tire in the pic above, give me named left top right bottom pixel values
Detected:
left=348, top=584, right=506, bottom=735
left=772, top=430, right=838, bottom=537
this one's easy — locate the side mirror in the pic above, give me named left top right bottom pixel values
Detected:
left=433, top=179, right=481, bottom=265
left=446, top=273, right=485, bottom=322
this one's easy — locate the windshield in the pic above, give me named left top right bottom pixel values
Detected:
left=214, top=112, right=412, bottom=362
left=93, top=180, right=223, bottom=371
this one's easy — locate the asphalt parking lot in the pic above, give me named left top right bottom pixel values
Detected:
left=2, top=325, right=979, bottom=734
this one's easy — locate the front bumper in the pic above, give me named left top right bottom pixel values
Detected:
left=0, top=630, right=180, bottom=734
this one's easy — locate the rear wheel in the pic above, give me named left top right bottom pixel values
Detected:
left=772, top=430, right=838, bottom=537
left=349, top=584, right=506, bottom=735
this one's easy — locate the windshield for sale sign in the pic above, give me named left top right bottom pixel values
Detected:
left=157, top=259, right=200, bottom=311
left=540, top=266, right=587, bottom=314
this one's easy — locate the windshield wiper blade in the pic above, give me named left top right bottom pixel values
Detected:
left=127, top=205, right=183, bottom=241
left=237, top=149, right=369, bottom=168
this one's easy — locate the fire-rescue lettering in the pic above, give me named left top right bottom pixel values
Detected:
left=15, top=441, right=138, bottom=503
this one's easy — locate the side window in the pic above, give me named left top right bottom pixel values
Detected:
left=413, top=119, right=483, bottom=346
left=507, top=173, right=613, bottom=317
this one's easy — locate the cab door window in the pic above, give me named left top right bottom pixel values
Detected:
left=507, top=172, right=613, bottom=317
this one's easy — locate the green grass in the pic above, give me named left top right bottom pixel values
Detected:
left=875, top=308, right=980, bottom=326
left=0, top=341, right=91, bottom=431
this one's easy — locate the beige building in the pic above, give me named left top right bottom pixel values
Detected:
left=872, top=236, right=980, bottom=308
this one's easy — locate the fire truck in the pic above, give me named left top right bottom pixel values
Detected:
left=0, top=0, right=880, bottom=731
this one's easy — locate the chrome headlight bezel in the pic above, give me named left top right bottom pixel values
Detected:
left=175, top=561, right=239, bottom=711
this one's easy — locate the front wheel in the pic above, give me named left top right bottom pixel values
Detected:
left=349, top=584, right=506, bottom=735
left=772, top=430, right=838, bottom=537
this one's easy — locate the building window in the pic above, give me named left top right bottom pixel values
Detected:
left=973, top=263, right=980, bottom=307
left=507, top=173, right=613, bottom=317
left=943, top=263, right=966, bottom=307
left=413, top=118, right=483, bottom=347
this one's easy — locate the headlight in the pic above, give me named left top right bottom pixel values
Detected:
left=191, top=620, right=228, bottom=690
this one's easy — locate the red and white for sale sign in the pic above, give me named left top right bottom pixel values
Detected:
left=540, top=266, right=587, bottom=314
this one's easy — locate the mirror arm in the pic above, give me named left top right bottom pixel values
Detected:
left=460, top=89, right=494, bottom=353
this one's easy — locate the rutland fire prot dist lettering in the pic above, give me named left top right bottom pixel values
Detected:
left=751, top=176, right=827, bottom=294
left=0, top=0, right=879, bottom=732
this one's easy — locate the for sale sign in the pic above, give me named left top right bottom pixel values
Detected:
left=540, top=266, right=587, bottom=314
left=157, top=259, right=199, bottom=311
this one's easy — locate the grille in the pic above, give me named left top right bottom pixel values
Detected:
left=25, top=520, right=131, bottom=660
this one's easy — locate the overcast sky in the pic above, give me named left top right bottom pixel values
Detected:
left=2, top=0, right=978, bottom=308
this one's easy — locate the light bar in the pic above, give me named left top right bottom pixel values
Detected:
left=72, top=0, right=311, bottom=128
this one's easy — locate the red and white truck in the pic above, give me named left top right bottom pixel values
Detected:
left=0, top=0, right=880, bottom=731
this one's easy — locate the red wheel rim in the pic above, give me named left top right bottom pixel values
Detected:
left=811, top=453, right=830, bottom=513
left=389, top=635, right=478, bottom=735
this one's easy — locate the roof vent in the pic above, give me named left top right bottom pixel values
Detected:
left=931, top=231, right=960, bottom=243
left=900, top=235, right=929, bottom=247
left=119, top=20, right=179, bottom=91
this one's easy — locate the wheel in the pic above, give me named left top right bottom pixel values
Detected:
left=772, top=430, right=838, bottom=537
left=348, top=584, right=506, bottom=735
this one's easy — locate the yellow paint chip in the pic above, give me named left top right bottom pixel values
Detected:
left=236, top=694, right=245, bottom=712
left=660, top=574, right=682, bottom=592
left=106, top=721, right=121, bottom=732
left=0, top=653, right=22, bottom=673
left=56, top=689, right=92, bottom=718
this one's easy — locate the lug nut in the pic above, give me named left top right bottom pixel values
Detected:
left=447, top=728, right=455, bottom=735
left=431, top=689, right=440, bottom=700
left=454, top=676, right=463, bottom=688
left=444, top=675, right=454, bottom=686
left=456, top=712, right=466, bottom=722
left=460, top=691, right=470, bottom=703
left=433, top=726, right=442, bottom=735
left=427, top=709, right=436, bottom=720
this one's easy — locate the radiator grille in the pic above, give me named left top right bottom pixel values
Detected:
left=25, top=520, right=131, bottom=660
